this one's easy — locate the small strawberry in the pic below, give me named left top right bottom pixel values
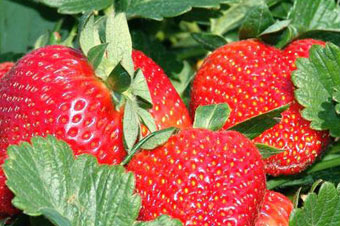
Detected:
left=255, top=190, right=293, bottom=226
left=0, top=46, right=191, bottom=216
left=190, top=39, right=329, bottom=176
left=127, top=128, right=266, bottom=225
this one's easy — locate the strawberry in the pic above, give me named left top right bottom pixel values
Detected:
left=190, top=39, right=329, bottom=176
left=0, top=62, right=14, bottom=79
left=0, top=46, right=191, bottom=216
left=127, top=128, right=266, bottom=225
left=0, top=62, right=18, bottom=217
left=255, top=190, right=293, bottom=226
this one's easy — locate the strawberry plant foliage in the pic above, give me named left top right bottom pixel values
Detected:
left=292, top=43, right=340, bottom=137
left=290, top=182, right=340, bottom=226
left=126, top=0, right=229, bottom=20
left=3, top=136, right=181, bottom=226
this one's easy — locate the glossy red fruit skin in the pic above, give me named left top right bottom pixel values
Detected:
left=0, top=62, right=18, bottom=217
left=127, top=129, right=266, bottom=225
left=0, top=46, right=191, bottom=216
left=190, top=39, right=329, bottom=176
left=255, top=190, right=293, bottom=226
left=132, top=50, right=192, bottom=131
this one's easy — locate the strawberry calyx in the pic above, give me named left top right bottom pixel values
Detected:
left=121, top=127, right=178, bottom=165
left=78, top=11, right=157, bottom=152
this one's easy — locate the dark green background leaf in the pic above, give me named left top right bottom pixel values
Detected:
left=191, top=32, right=227, bottom=51
left=127, top=0, right=228, bottom=20
left=0, top=0, right=62, bottom=54
left=239, top=4, right=274, bottom=39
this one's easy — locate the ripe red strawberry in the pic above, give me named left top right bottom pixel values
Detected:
left=0, top=62, right=14, bottom=79
left=0, top=46, right=191, bottom=216
left=191, top=39, right=329, bottom=176
left=127, top=128, right=266, bottom=225
left=255, top=190, right=293, bottom=226
left=0, top=62, right=18, bottom=217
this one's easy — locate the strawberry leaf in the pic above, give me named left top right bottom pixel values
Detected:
left=79, top=14, right=101, bottom=56
left=36, top=0, right=112, bottom=15
left=255, top=143, right=285, bottom=159
left=131, top=69, right=153, bottom=107
left=211, top=0, right=264, bottom=35
left=259, top=0, right=340, bottom=47
left=106, top=12, right=134, bottom=75
left=124, top=99, right=140, bottom=151
left=108, top=63, right=132, bottom=93
left=292, top=43, right=340, bottom=137
left=126, top=0, right=228, bottom=21
left=239, top=4, right=275, bottom=39
left=3, top=136, right=181, bottom=226
left=135, top=215, right=182, bottom=226
left=228, top=104, right=290, bottom=139
left=290, top=182, right=340, bottom=226
left=121, top=127, right=178, bottom=165
left=87, top=43, right=109, bottom=70
left=137, top=107, right=157, bottom=133
left=193, top=104, right=231, bottom=131
left=191, top=32, right=227, bottom=51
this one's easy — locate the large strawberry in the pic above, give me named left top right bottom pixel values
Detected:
left=255, top=190, right=293, bottom=226
left=191, top=39, right=329, bottom=176
left=127, top=128, right=266, bottom=225
left=0, top=46, right=191, bottom=216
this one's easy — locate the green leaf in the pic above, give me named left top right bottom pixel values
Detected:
left=106, top=12, right=134, bottom=76
left=0, top=52, right=23, bottom=63
left=239, top=4, right=275, bottom=39
left=3, top=136, right=141, bottom=226
left=107, top=63, right=132, bottom=93
left=123, top=99, right=140, bottom=151
left=141, top=127, right=177, bottom=150
left=260, top=20, right=291, bottom=35
left=79, top=14, right=101, bottom=56
left=40, top=208, right=71, bottom=226
left=292, top=43, right=340, bottom=137
left=131, top=69, right=153, bottom=107
left=131, top=30, right=183, bottom=77
left=121, top=127, right=177, bottom=165
left=193, top=104, right=230, bottom=131
left=137, top=108, right=157, bottom=133
left=191, top=32, right=227, bottom=51
left=87, top=43, right=108, bottom=69
left=288, top=0, right=340, bottom=34
left=255, top=143, right=285, bottom=159
left=36, top=0, right=112, bottom=14
left=334, top=86, right=340, bottom=114
left=274, top=0, right=340, bottom=47
left=228, top=104, right=290, bottom=139
left=211, top=0, right=265, bottom=35
left=289, top=182, right=340, bottom=226
left=135, top=215, right=182, bottom=226
left=0, top=0, right=61, bottom=53
left=126, top=0, right=228, bottom=20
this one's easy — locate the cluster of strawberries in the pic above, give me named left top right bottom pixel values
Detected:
left=0, top=38, right=329, bottom=225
